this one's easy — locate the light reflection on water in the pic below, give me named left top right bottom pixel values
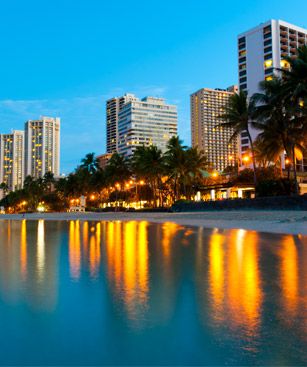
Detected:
left=0, top=219, right=306, bottom=365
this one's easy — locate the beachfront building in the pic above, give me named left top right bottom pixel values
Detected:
left=117, top=96, right=178, bottom=157
left=190, top=86, right=239, bottom=172
left=97, top=153, right=112, bottom=169
left=0, top=130, right=24, bottom=192
left=106, top=94, right=138, bottom=154
left=238, top=19, right=307, bottom=171
left=25, top=116, right=60, bottom=179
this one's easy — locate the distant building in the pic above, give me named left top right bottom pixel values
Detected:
left=238, top=19, right=307, bottom=171
left=25, top=116, right=60, bottom=178
left=0, top=130, right=24, bottom=191
left=97, top=153, right=112, bottom=169
left=190, top=86, right=238, bottom=172
left=117, top=95, right=178, bottom=157
left=106, top=94, right=138, bottom=154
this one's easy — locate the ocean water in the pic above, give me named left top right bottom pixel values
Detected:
left=0, top=219, right=306, bottom=365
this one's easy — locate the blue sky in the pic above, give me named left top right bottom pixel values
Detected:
left=1, top=0, right=307, bottom=173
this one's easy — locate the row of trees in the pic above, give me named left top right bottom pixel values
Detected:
left=221, top=46, right=307, bottom=193
left=0, top=137, right=209, bottom=211
left=57, top=137, right=208, bottom=208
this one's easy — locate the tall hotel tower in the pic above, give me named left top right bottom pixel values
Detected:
left=0, top=130, right=24, bottom=191
left=25, top=117, right=60, bottom=178
left=191, top=86, right=239, bottom=172
left=238, top=20, right=307, bottom=160
left=106, top=94, right=178, bottom=157
left=106, top=94, right=138, bottom=153
left=117, top=96, right=178, bottom=157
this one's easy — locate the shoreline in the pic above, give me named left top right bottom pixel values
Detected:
left=1, top=210, right=307, bottom=236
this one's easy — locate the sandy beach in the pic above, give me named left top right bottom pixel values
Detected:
left=1, top=210, right=307, bottom=236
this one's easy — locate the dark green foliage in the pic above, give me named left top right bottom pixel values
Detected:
left=256, top=179, right=297, bottom=197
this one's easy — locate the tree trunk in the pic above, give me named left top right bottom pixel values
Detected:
left=246, top=128, right=257, bottom=189
left=292, top=146, right=299, bottom=195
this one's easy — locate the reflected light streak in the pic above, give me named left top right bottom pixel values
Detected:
left=82, top=221, right=89, bottom=252
left=89, top=223, right=101, bottom=278
left=20, top=220, right=27, bottom=280
left=162, top=222, right=179, bottom=259
left=106, top=221, right=149, bottom=326
left=36, top=220, right=45, bottom=282
left=69, top=221, right=81, bottom=280
left=279, top=235, right=298, bottom=316
left=138, top=221, right=149, bottom=298
left=124, top=221, right=137, bottom=310
left=227, top=230, right=262, bottom=335
left=208, top=230, right=225, bottom=321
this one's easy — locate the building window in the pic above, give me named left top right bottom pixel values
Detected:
left=238, top=36, right=246, bottom=44
left=265, top=67, right=273, bottom=75
left=264, top=46, right=272, bottom=54
left=264, top=53, right=273, bottom=60
left=264, top=32, right=272, bottom=39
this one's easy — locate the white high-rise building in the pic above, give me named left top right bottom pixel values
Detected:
left=25, top=117, right=60, bottom=178
left=0, top=130, right=24, bottom=192
left=117, top=95, right=178, bottom=157
left=190, top=86, right=239, bottom=172
left=106, top=94, right=138, bottom=154
left=238, top=20, right=307, bottom=163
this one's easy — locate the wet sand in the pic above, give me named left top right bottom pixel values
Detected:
left=1, top=210, right=307, bottom=235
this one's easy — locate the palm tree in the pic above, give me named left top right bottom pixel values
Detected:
left=183, top=147, right=208, bottom=198
left=81, top=153, right=99, bottom=174
left=105, top=153, right=131, bottom=187
left=23, top=176, right=45, bottom=210
left=281, top=45, right=307, bottom=102
left=164, top=136, right=188, bottom=201
left=132, top=145, right=165, bottom=206
left=43, top=171, right=55, bottom=193
left=280, top=46, right=307, bottom=191
left=0, top=182, right=9, bottom=197
left=253, top=77, right=305, bottom=193
left=219, top=90, right=258, bottom=186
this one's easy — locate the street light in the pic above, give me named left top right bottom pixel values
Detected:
left=212, top=172, right=218, bottom=178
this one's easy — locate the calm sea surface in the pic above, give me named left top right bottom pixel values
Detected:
left=0, top=220, right=306, bottom=365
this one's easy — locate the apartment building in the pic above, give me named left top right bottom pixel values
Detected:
left=0, top=130, right=24, bottom=192
left=25, top=116, right=60, bottom=178
left=191, top=86, right=239, bottom=172
left=117, top=96, right=178, bottom=157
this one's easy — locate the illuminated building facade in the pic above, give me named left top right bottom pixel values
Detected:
left=117, top=96, right=178, bottom=157
left=0, top=130, right=24, bottom=191
left=25, top=116, right=60, bottom=178
left=190, top=86, right=239, bottom=172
